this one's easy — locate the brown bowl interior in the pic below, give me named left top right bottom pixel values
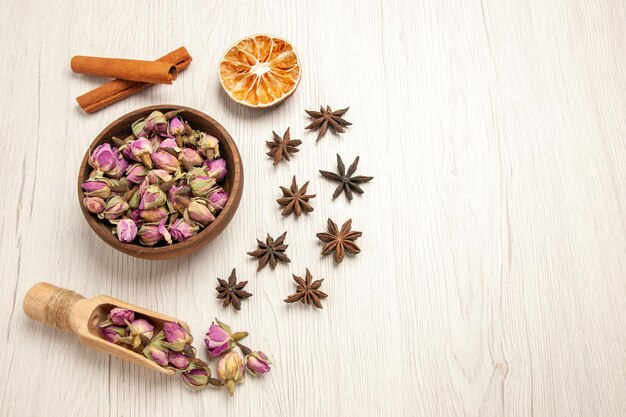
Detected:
left=78, top=105, right=244, bottom=260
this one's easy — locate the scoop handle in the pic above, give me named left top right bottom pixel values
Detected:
left=23, top=282, right=85, bottom=332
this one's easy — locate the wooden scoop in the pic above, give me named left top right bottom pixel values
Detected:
left=23, top=282, right=184, bottom=375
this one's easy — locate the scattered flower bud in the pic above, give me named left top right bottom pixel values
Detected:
left=129, top=138, right=154, bottom=168
left=106, top=157, right=128, bottom=179
left=217, top=351, right=245, bottom=396
left=197, top=133, right=220, bottom=160
left=116, top=219, right=138, bottom=243
left=100, top=196, right=129, bottom=220
left=83, top=196, right=106, bottom=214
left=168, top=351, right=192, bottom=370
left=169, top=117, right=185, bottom=135
left=167, top=185, right=192, bottom=213
left=126, top=164, right=150, bottom=184
left=143, top=343, right=169, bottom=367
left=81, top=180, right=111, bottom=198
left=182, top=367, right=210, bottom=389
left=208, top=188, right=229, bottom=212
left=101, top=325, right=126, bottom=344
left=89, top=143, right=119, bottom=172
left=179, top=148, right=204, bottom=168
left=187, top=198, right=215, bottom=226
left=146, top=169, right=173, bottom=185
left=138, top=224, right=163, bottom=246
left=245, top=351, right=272, bottom=375
left=204, top=321, right=233, bottom=357
left=205, top=158, right=227, bottom=181
left=189, top=175, right=216, bottom=197
left=169, top=218, right=199, bottom=242
left=109, top=307, right=135, bottom=325
left=152, top=151, right=180, bottom=173
left=124, top=318, right=154, bottom=350
left=143, top=111, right=168, bottom=135
left=163, top=321, right=193, bottom=349
left=139, top=185, right=166, bottom=210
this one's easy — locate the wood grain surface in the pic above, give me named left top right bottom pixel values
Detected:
left=1, top=0, right=625, bottom=416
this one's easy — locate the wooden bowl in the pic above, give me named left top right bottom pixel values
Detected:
left=78, top=105, right=244, bottom=260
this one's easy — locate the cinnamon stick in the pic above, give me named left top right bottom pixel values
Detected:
left=71, top=56, right=178, bottom=84
left=76, top=47, right=192, bottom=114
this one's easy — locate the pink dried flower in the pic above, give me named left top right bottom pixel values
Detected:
left=116, top=219, right=137, bottom=243
left=204, top=158, right=227, bottom=181
left=83, top=196, right=106, bottom=214
left=169, top=218, right=199, bottom=242
left=151, top=151, right=180, bottom=173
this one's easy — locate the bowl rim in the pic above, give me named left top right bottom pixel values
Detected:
left=77, top=104, right=244, bottom=259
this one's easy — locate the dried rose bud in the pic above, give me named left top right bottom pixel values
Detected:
left=168, top=351, right=192, bottom=370
left=143, top=111, right=168, bottom=135
left=116, top=219, right=137, bottom=243
left=128, top=138, right=154, bottom=168
left=182, top=367, right=210, bottom=389
left=109, top=307, right=135, bottom=325
left=159, top=138, right=178, bottom=150
left=89, top=143, right=119, bottom=172
left=197, top=133, right=220, bottom=160
left=140, top=207, right=168, bottom=223
left=217, top=351, right=245, bottom=396
left=100, top=196, right=129, bottom=220
left=204, top=158, right=227, bottom=181
left=169, top=117, right=185, bottom=135
left=169, top=218, right=199, bottom=242
left=208, top=188, right=229, bottom=212
left=152, top=151, right=180, bottom=173
left=100, top=325, right=126, bottom=344
left=204, top=321, right=233, bottom=357
left=187, top=198, right=215, bottom=226
left=143, top=343, right=169, bottom=367
left=120, top=318, right=155, bottom=351
left=189, top=175, right=216, bottom=197
left=146, top=169, right=173, bottom=185
left=139, top=185, right=166, bottom=210
left=131, top=118, right=147, bottom=137
left=126, top=163, right=150, bottom=184
left=138, top=224, right=163, bottom=246
left=179, top=148, right=204, bottom=168
left=81, top=180, right=111, bottom=198
left=245, top=351, right=272, bottom=375
left=106, top=157, right=128, bottom=179
left=83, top=196, right=106, bottom=214
left=167, top=185, right=192, bottom=213
left=163, top=322, right=193, bottom=351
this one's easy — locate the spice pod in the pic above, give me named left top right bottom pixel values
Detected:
left=23, top=282, right=185, bottom=375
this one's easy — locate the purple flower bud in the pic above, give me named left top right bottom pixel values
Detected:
left=126, top=163, right=150, bottom=184
left=167, top=185, right=192, bottom=213
left=159, top=138, right=178, bottom=150
left=208, top=188, right=229, bottom=212
left=116, top=219, right=138, bottom=243
left=83, top=196, right=106, bottom=214
left=189, top=175, right=216, bottom=197
left=144, top=344, right=169, bottom=367
left=187, top=199, right=215, bottom=226
left=143, top=111, right=168, bottom=135
left=139, top=185, right=166, bottom=210
left=168, top=351, right=191, bottom=370
left=197, top=133, right=220, bottom=160
left=81, top=180, right=111, bottom=198
left=204, top=158, right=228, bottom=181
left=245, top=351, right=271, bottom=375
left=152, top=151, right=180, bottom=173
left=204, top=322, right=232, bottom=357
left=101, top=325, right=126, bottom=344
left=129, top=138, right=154, bottom=168
left=89, top=143, right=118, bottom=172
left=106, top=157, right=129, bottom=179
left=169, top=117, right=185, bottom=135
left=101, top=196, right=129, bottom=220
left=217, top=351, right=245, bottom=396
left=128, top=318, right=154, bottom=339
left=179, top=148, right=204, bottom=168
left=109, top=307, right=135, bottom=325
left=130, top=209, right=142, bottom=223
left=163, top=322, right=193, bottom=345
left=146, top=169, right=173, bottom=185
left=169, top=218, right=199, bottom=242
left=140, top=207, right=168, bottom=223
left=181, top=368, right=209, bottom=388
left=138, top=224, right=163, bottom=246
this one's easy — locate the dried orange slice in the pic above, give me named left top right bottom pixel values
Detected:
left=219, top=34, right=301, bottom=108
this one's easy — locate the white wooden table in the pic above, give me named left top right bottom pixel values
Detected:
left=1, top=0, right=625, bottom=416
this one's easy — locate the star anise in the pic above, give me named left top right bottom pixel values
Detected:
left=276, top=176, right=316, bottom=216
left=283, top=269, right=328, bottom=309
left=316, top=218, right=362, bottom=263
left=319, top=154, right=373, bottom=200
left=266, top=128, right=302, bottom=165
left=247, top=231, right=291, bottom=271
left=305, top=105, right=352, bottom=141
left=215, top=269, right=252, bottom=311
